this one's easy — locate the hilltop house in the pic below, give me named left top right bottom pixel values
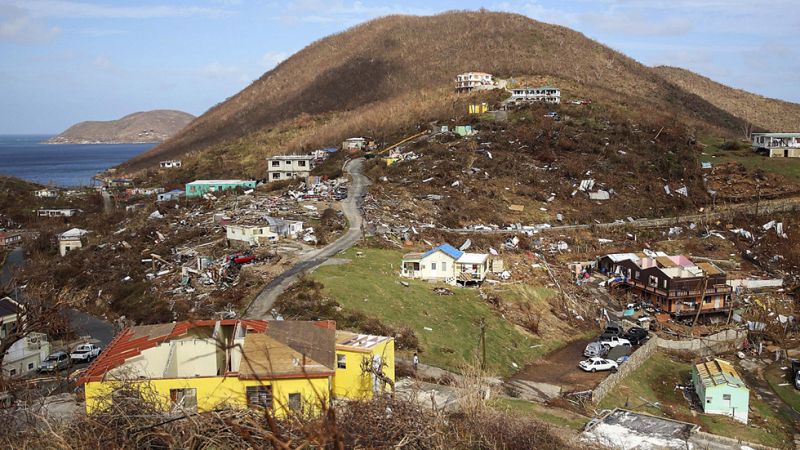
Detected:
left=79, top=320, right=394, bottom=415
left=692, top=358, right=749, bottom=424
left=455, top=72, right=495, bottom=92
left=267, top=155, right=313, bottom=182
left=226, top=224, right=278, bottom=247
left=751, top=132, right=800, bottom=158
left=0, top=232, right=22, bottom=247
left=599, top=253, right=733, bottom=320
left=58, top=228, right=89, bottom=256
left=159, top=160, right=182, bottom=169
left=37, top=208, right=80, bottom=218
left=185, top=180, right=257, bottom=198
left=508, top=86, right=561, bottom=105
left=0, top=297, right=50, bottom=378
left=341, top=137, right=370, bottom=152
left=401, top=243, right=490, bottom=286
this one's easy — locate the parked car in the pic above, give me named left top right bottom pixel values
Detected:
left=39, top=351, right=70, bottom=373
left=791, top=359, right=800, bottom=390
left=623, top=327, right=649, bottom=345
left=606, top=345, right=632, bottom=362
left=70, top=343, right=101, bottom=363
left=584, top=341, right=607, bottom=358
left=579, top=357, right=618, bottom=373
left=599, top=336, right=631, bottom=349
left=603, top=322, right=624, bottom=337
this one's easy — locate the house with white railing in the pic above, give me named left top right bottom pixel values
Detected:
left=455, top=72, right=496, bottom=92
left=401, top=244, right=489, bottom=286
left=508, top=86, right=561, bottom=104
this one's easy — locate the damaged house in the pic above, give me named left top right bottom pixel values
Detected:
left=266, top=217, right=304, bottom=239
left=267, top=155, right=313, bottom=182
left=751, top=132, right=800, bottom=158
left=185, top=180, right=257, bottom=198
left=508, top=86, right=561, bottom=105
left=57, top=228, right=89, bottom=257
left=79, top=320, right=394, bottom=416
left=455, top=72, right=496, bottom=92
left=692, top=358, right=749, bottom=424
left=600, top=253, right=733, bottom=320
left=225, top=224, right=278, bottom=247
left=401, top=244, right=489, bottom=286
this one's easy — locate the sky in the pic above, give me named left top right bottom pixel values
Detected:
left=0, top=0, right=798, bottom=134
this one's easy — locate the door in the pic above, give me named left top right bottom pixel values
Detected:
left=714, top=297, right=721, bottom=309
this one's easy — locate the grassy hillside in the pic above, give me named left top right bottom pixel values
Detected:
left=654, top=66, right=800, bottom=133
left=46, top=110, right=195, bottom=144
left=121, top=10, right=767, bottom=172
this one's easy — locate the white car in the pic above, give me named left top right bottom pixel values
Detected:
left=579, top=357, right=618, bottom=373
left=599, top=336, right=631, bottom=349
left=70, top=343, right=101, bottom=363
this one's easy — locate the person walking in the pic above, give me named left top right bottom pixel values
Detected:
left=412, top=352, right=419, bottom=372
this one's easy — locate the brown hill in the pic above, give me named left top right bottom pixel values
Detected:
left=653, top=66, right=800, bottom=133
left=45, top=110, right=194, bottom=144
left=121, top=11, right=795, bottom=172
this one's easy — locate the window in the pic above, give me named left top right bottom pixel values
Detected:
left=272, top=173, right=280, bottom=179
left=271, top=161, right=280, bottom=167
left=246, top=386, right=273, bottom=408
left=635, top=271, right=639, bottom=279
left=9, top=369, right=16, bottom=376
left=706, top=397, right=712, bottom=404
left=288, top=393, right=302, bottom=412
left=298, top=161, right=306, bottom=167
left=169, top=388, right=197, bottom=412
left=648, top=275, right=658, bottom=287
left=441, top=262, right=447, bottom=272
left=722, top=394, right=731, bottom=401
left=431, top=263, right=437, bottom=271
left=663, top=279, right=667, bottom=289
left=27, top=363, right=34, bottom=370
left=337, top=353, right=346, bottom=369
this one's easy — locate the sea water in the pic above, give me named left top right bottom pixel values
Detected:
left=0, top=135, right=155, bottom=187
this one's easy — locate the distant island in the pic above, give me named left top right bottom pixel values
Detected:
left=43, top=110, right=195, bottom=144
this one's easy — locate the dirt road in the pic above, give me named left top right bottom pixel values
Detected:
left=444, top=195, right=800, bottom=235
left=243, top=158, right=370, bottom=319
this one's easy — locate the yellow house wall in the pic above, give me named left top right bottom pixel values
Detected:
left=333, top=339, right=395, bottom=400
left=85, top=375, right=330, bottom=417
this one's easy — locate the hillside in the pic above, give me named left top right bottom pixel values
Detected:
left=44, top=110, right=194, bottom=144
left=120, top=10, right=775, bottom=172
left=654, top=66, right=800, bottom=133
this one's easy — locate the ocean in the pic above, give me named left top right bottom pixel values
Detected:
left=0, top=135, right=155, bottom=187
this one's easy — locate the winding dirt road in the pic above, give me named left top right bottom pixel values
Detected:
left=243, top=158, right=369, bottom=319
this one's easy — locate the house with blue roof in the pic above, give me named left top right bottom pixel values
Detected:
left=401, top=244, right=490, bottom=286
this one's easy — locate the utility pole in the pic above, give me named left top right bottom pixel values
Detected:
left=692, top=276, right=709, bottom=330
left=479, top=318, right=486, bottom=372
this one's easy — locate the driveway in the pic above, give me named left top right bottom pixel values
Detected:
left=244, top=158, right=370, bottom=319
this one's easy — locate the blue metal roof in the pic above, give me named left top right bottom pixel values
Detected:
left=321, top=147, right=338, bottom=153
left=422, top=243, right=463, bottom=260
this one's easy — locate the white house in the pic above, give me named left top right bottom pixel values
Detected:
left=267, top=155, right=314, bottom=182
left=0, top=297, right=50, bottom=378
left=226, top=224, right=278, bottom=246
left=509, top=86, right=561, bottom=104
left=342, top=137, right=368, bottom=152
left=266, top=217, right=304, bottom=239
left=157, top=189, right=184, bottom=202
left=401, top=244, right=490, bottom=286
left=37, top=208, right=79, bottom=218
left=33, top=188, right=58, bottom=198
left=455, top=72, right=495, bottom=92
left=159, top=160, right=182, bottom=168
left=0, top=232, right=22, bottom=247
left=751, top=132, right=800, bottom=158
left=58, top=228, right=89, bottom=256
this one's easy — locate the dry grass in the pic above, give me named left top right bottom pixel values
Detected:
left=121, top=10, right=767, bottom=173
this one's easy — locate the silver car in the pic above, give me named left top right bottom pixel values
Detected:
left=584, top=342, right=606, bottom=357
left=39, top=351, right=70, bottom=373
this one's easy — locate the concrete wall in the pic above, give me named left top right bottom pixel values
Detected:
left=591, top=337, right=659, bottom=404
left=591, top=329, right=748, bottom=404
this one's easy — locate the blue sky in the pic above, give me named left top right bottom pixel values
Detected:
left=0, top=0, right=798, bottom=134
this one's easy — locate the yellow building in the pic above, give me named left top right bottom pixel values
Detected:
left=333, top=331, right=395, bottom=400
left=80, top=320, right=394, bottom=416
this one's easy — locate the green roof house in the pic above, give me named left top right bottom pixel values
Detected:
left=185, top=180, right=257, bottom=198
left=691, top=358, right=749, bottom=424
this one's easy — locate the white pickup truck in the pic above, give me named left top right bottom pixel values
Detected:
left=599, top=336, right=631, bottom=349
left=70, top=343, right=101, bottom=363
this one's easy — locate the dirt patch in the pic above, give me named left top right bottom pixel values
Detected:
left=512, top=339, right=608, bottom=392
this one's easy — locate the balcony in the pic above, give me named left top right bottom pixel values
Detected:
left=626, top=279, right=732, bottom=299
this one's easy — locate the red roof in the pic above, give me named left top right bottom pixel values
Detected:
left=78, top=319, right=336, bottom=384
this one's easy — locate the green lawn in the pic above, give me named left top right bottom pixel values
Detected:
left=598, top=352, right=791, bottom=448
left=701, top=137, right=800, bottom=182
left=765, top=363, right=800, bottom=411
left=490, top=397, right=588, bottom=431
left=311, top=247, right=554, bottom=376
